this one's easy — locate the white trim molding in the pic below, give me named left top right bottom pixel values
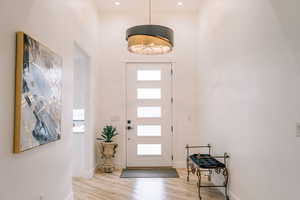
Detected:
left=84, top=168, right=96, bottom=179
left=211, top=177, right=241, bottom=200
left=72, top=168, right=95, bottom=179
left=65, top=192, right=74, bottom=200
left=229, top=190, right=241, bottom=200
left=173, top=161, right=186, bottom=168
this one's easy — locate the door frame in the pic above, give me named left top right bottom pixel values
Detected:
left=124, top=61, right=174, bottom=168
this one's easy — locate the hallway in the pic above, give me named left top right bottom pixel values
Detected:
left=73, top=169, right=224, bottom=200
left=1, top=0, right=300, bottom=200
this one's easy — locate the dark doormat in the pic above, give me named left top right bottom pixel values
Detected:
left=120, top=168, right=179, bottom=178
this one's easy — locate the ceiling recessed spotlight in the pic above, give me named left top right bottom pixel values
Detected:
left=177, top=2, right=183, bottom=6
left=115, top=1, right=120, bottom=6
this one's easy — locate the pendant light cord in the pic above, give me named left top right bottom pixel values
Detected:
left=149, top=0, right=152, bottom=24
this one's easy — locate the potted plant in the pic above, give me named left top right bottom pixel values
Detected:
left=97, top=125, right=118, bottom=173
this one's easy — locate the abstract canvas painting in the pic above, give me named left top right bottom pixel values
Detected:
left=14, top=32, right=62, bottom=153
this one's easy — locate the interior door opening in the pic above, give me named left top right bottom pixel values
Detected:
left=72, top=43, right=90, bottom=177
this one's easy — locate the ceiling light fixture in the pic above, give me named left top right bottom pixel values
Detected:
left=177, top=2, right=183, bottom=6
left=114, top=1, right=120, bottom=6
left=126, top=0, right=174, bottom=55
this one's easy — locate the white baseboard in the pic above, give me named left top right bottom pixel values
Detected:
left=229, top=190, right=240, bottom=200
left=114, top=162, right=125, bottom=169
left=211, top=176, right=241, bottom=200
left=173, top=161, right=186, bottom=168
left=83, top=168, right=95, bottom=179
left=65, top=192, right=74, bottom=200
left=73, top=168, right=95, bottom=179
left=214, top=187, right=241, bottom=200
left=99, top=161, right=185, bottom=169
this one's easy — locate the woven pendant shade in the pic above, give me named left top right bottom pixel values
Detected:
left=126, top=25, right=174, bottom=55
left=126, top=0, right=174, bottom=55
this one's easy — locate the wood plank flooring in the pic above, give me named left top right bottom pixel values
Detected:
left=73, top=169, right=225, bottom=200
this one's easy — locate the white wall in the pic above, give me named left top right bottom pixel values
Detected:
left=96, top=10, right=199, bottom=168
left=0, top=0, right=101, bottom=199
left=195, top=0, right=300, bottom=199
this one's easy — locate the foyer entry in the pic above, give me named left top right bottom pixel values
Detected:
left=126, top=63, right=173, bottom=167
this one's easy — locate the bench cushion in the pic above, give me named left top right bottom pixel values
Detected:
left=190, top=154, right=225, bottom=169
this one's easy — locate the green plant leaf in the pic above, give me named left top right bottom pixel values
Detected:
left=99, top=125, right=118, bottom=142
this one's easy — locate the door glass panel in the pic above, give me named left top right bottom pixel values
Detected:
left=137, top=125, right=161, bottom=136
left=73, top=109, right=85, bottom=133
left=73, top=109, right=85, bottom=121
left=137, top=106, right=161, bottom=118
left=137, top=144, right=162, bottom=155
left=137, top=70, right=161, bottom=81
left=137, top=88, right=161, bottom=99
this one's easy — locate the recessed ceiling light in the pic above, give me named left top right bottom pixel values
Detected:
left=115, top=2, right=120, bottom=6
left=177, top=2, right=183, bottom=6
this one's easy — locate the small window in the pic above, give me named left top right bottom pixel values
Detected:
left=137, top=125, right=161, bottom=136
left=137, top=144, right=162, bottom=155
left=137, top=88, right=161, bottom=100
left=137, top=106, right=161, bottom=118
left=137, top=70, right=161, bottom=81
left=73, top=109, right=85, bottom=121
left=73, top=109, right=85, bottom=133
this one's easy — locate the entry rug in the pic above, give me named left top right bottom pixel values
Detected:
left=120, top=168, right=179, bottom=178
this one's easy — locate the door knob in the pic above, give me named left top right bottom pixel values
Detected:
left=127, top=126, right=133, bottom=130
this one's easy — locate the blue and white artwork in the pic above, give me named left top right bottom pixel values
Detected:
left=17, top=33, right=62, bottom=152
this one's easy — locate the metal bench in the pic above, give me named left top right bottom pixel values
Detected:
left=186, top=144, right=230, bottom=200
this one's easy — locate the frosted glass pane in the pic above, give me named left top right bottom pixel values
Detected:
left=73, top=124, right=85, bottom=133
left=73, top=109, right=85, bottom=133
left=137, top=88, right=161, bottom=99
left=73, top=109, right=85, bottom=121
left=137, top=70, right=161, bottom=81
left=137, top=144, right=162, bottom=155
left=137, top=125, right=161, bottom=136
left=137, top=107, right=161, bottom=118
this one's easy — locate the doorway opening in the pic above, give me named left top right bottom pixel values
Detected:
left=72, top=43, right=91, bottom=177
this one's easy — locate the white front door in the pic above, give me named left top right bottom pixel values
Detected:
left=126, top=63, right=173, bottom=167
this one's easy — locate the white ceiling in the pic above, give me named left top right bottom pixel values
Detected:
left=95, top=0, right=201, bottom=12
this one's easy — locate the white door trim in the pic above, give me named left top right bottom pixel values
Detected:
left=124, top=62, right=174, bottom=168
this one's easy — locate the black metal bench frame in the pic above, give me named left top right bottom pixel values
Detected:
left=186, top=144, right=230, bottom=200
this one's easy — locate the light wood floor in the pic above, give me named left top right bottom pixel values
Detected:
left=73, top=169, right=225, bottom=200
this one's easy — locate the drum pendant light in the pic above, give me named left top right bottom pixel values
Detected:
left=126, top=0, right=174, bottom=55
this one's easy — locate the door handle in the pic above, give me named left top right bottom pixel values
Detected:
left=127, top=126, right=133, bottom=130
